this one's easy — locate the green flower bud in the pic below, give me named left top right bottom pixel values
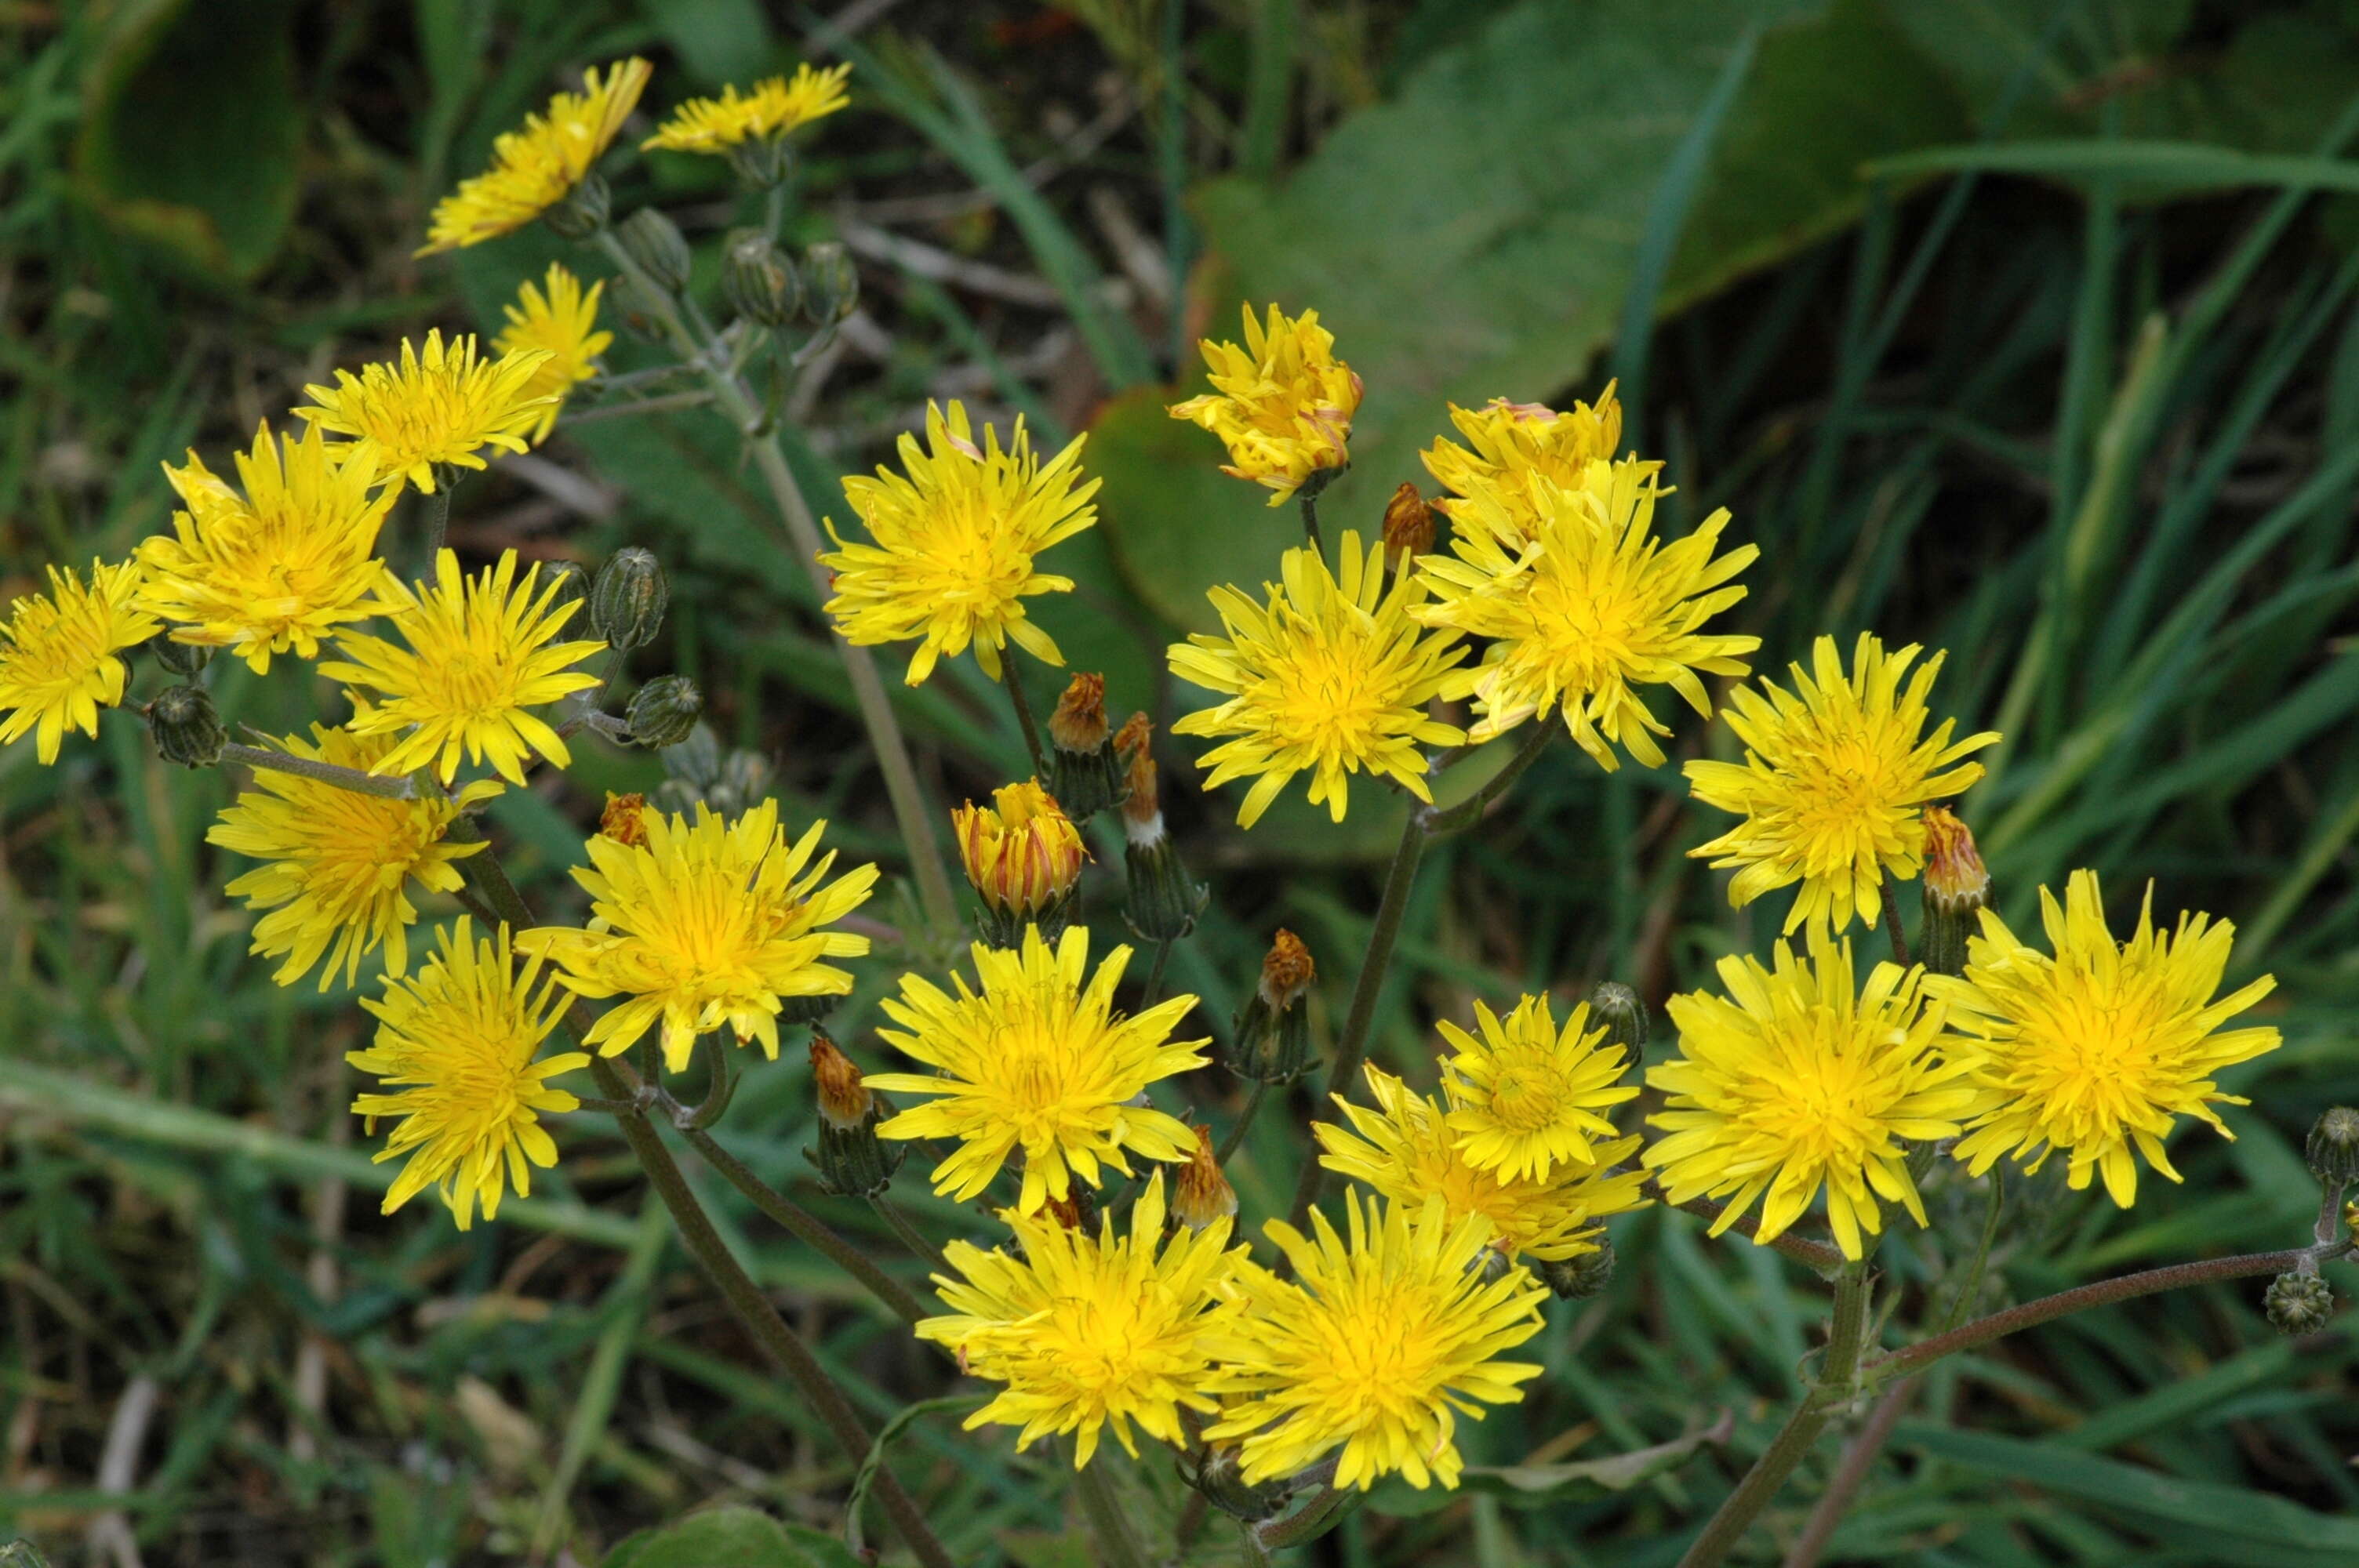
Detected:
left=714, top=749, right=773, bottom=812
left=1539, top=1239, right=1617, bottom=1300
left=626, top=675, right=703, bottom=748
left=2264, top=1270, right=2334, bottom=1335
left=591, top=546, right=667, bottom=652
left=2306, top=1106, right=2359, bottom=1185
left=146, top=633, right=212, bottom=679
left=803, top=240, right=858, bottom=325
left=726, top=134, right=798, bottom=190
left=147, top=684, right=224, bottom=768
left=651, top=777, right=703, bottom=817
left=1181, top=1444, right=1297, bottom=1524
left=722, top=229, right=803, bottom=327
left=663, top=721, right=723, bottom=791
left=1590, top=982, right=1648, bottom=1066
left=541, top=172, right=611, bottom=239
left=616, top=207, right=692, bottom=296
left=607, top=274, right=668, bottom=344
left=540, top=559, right=591, bottom=625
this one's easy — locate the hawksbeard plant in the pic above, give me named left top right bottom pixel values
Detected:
left=12, top=52, right=2352, bottom=1568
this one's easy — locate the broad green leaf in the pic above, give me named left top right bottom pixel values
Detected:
left=602, top=1504, right=853, bottom=1568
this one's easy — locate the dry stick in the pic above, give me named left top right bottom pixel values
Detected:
left=1876, top=877, right=1911, bottom=967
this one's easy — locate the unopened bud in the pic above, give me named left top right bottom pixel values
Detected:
left=616, top=208, right=692, bottom=296
left=1045, top=673, right=1124, bottom=820
left=541, top=559, right=591, bottom=622
left=953, top=780, right=1086, bottom=946
left=599, top=791, right=650, bottom=848
left=1920, top=806, right=1990, bottom=978
left=725, top=134, right=798, bottom=190
left=804, top=1031, right=901, bottom=1196
left=607, top=273, right=667, bottom=343
left=541, top=171, right=611, bottom=239
left=803, top=240, right=858, bottom=325
left=2264, top=1270, right=2335, bottom=1334
left=1182, top=1444, right=1296, bottom=1524
left=147, top=684, right=224, bottom=768
left=1539, top=1239, right=1617, bottom=1300
left=147, top=633, right=212, bottom=678
left=722, top=230, right=803, bottom=326
left=2306, top=1106, right=2359, bottom=1185
left=664, top=721, right=723, bottom=791
left=709, top=748, right=774, bottom=818
left=1381, top=483, right=1435, bottom=567
left=1228, top=930, right=1316, bottom=1083
left=591, top=546, right=667, bottom=652
left=626, top=674, right=703, bottom=747
left=1589, top=982, right=1648, bottom=1068
left=1172, top=1125, right=1237, bottom=1232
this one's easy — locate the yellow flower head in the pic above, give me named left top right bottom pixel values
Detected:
left=1202, top=1193, right=1547, bottom=1490
left=953, top=779, right=1086, bottom=922
left=520, top=798, right=878, bottom=1072
left=0, top=560, right=159, bottom=764
left=918, top=1172, right=1238, bottom=1467
left=210, top=721, right=503, bottom=990
left=140, top=423, right=398, bottom=673
left=867, top=926, right=1207, bottom=1213
left=418, top=58, right=652, bottom=253
left=319, top=549, right=603, bottom=786
left=1928, top=869, right=2281, bottom=1207
left=1318, top=1065, right=1647, bottom=1264
left=1422, top=389, right=1628, bottom=539
left=1685, top=633, right=2000, bottom=935
left=1169, top=532, right=1467, bottom=828
left=1169, top=303, right=1361, bottom=505
left=1644, top=929, right=1976, bottom=1260
left=1440, top=993, right=1641, bottom=1181
left=1416, top=458, right=1759, bottom=766
left=495, top=264, right=612, bottom=441
left=350, top=919, right=587, bottom=1229
left=295, top=331, right=557, bottom=495
left=640, top=64, right=853, bottom=153
left=819, top=401, right=1100, bottom=685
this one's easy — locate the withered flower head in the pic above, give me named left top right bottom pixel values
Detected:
left=599, top=791, right=650, bottom=848
left=1050, top=673, right=1110, bottom=752
left=1261, top=929, right=1317, bottom=1010
left=809, top=1029, right=873, bottom=1129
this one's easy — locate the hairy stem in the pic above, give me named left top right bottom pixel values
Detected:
left=1216, top=1079, right=1271, bottom=1165
left=1660, top=1192, right=1848, bottom=1279
left=1876, top=877, right=1911, bottom=967
left=1073, top=1457, right=1154, bottom=1568
left=422, top=477, right=456, bottom=562
left=870, top=1192, right=950, bottom=1272
left=1781, top=1377, right=1916, bottom=1568
left=1297, top=489, right=1323, bottom=555
left=557, top=389, right=717, bottom=427
left=1001, top=656, right=1046, bottom=776
left=218, top=742, right=420, bottom=800
left=1424, top=724, right=1554, bottom=836
left=1141, top=936, right=1174, bottom=1008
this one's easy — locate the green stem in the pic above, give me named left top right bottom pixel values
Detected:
left=1254, top=1483, right=1361, bottom=1552
left=422, top=476, right=456, bottom=563
left=1216, top=1079, right=1271, bottom=1165
left=1074, top=1457, right=1154, bottom=1568
left=556, top=389, right=716, bottom=427
left=217, top=742, right=420, bottom=801
left=870, top=1192, right=950, bottom=1272
left=1297, top=489, right=1323, bottom=555
left=1002, top=655, right=1047, bottom=777
left=1875, top=877, right=1911, bottom=967
left=1141, top=936, right=1174, bottom=1008
left=1423, top=724, right=1553, bottom=836
left=1780, top=1376, right=1916, bottom=1568
left=1283, top=808, right=1426, bottom=1229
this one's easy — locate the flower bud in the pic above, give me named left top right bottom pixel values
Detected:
left=1381, top=482, right=1435, bottom=567
left=541, top=559, right=591, bottom=624
left=953, top=779, right=1086, bottom=946
left=147, top=684, right=224, bottom=768
left=1044, top=673, right=1124, bottom=821
left=1181, top=1443, right=1296, bottom=1524
left=803, top=240, right=858, bottom=325
left=607, top=273, right=668, bottom=343
left=2306, top=1106, right=2359, bottom=1185
left=541, top=171, right=611, bottom=239
left=1172, top=1125, right=1237, bottom=1232
left=722, top=230, right=803, bottom=327
left=1589, top=981, right=1648, bottom=1068
left=2264, top=1270, right=2335, bottom=1335
left=710, top=747, right=774, bottom=818
left=1920, top=806, right=1990, bottom=978
left=599, top=791, right=651, bottom=848
left=726, top=133, right=798, bottom=190
left=1118, top=724, right=1206, bottom=942
left=591, top=546, right=667, bottom=653
left=1539, top=1239, right=1618, bottom=1300
left=776, top=994, right=840, bottom=1028
left=616, top=207, right=693, bottom=296
left=626, top=674, right=703, bottom=748
left=146, top=633, right=212, bottom=678
left=804, top=1031, right=902, bottom=1197
left=663, top=721, right=724, bottom=791
left=1227, top=930, right=1317, bottom=1083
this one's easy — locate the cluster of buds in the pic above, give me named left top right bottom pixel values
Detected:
left=954, top=780, right=1087, bottom=946
left=1117, top=717, right=1206, bottom=942
left=652, top=721, right=775, bottom=822
left=1044, top=673, right=1125, bottom=821
left=804, top=1032, right=902, bottom=1197
left=1920, top=806, right=1990, bottom=978
left=1228, top=930, right=1318, bottom=1083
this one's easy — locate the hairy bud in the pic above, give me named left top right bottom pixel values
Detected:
left=626, top=674, right=703, bottom=748
left=540, top=559, right=591, bottom=623
left=541, top=172, right=611, bottom=239
left=803, top=240, right=859, bottom=325
left=616, top=208, right=692, bottom=296
left=726, top=133, right=798, bottom=190
left=591, top=546, right=667, bottom=652
left=722, top=230, right=803, bottom=326
left=1539, top=1240, right=1618, bottom=1300
left=147, top=684, right=224, bottom=768
left=1180, top=1443, right=1297, bottom=1524
left=1590, top=982, right=1649, bottom=1068
left=2306, top=1106, right=2359, bottom=1185
left=2264, top=1270, right=2335, bottom=1335
left=146, top=633, right=212, bottom=679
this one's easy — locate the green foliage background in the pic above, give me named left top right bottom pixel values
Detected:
left=5, top=0, right=2359, bottom=1563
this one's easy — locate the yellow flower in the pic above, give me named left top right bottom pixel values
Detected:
left=1415, top=458, right=1759, bottom=764
left=1644, top=929, right=1976, bottom=1261
left=1202, top=1193, right=1547, bottom=1490
left=1316, top=1065, right=1646, bottom=1264
left=520, top=798, right=878, bottom=1072
left=0, top=560, right=160, bottom=764
left=917, top=1172, right=1237, bottom=1467
left=318, top=549, right=603, bottom=786
left=952, top=779, right=1086, bottom=926
left=1421, top=390, right=1628, bottom=540
left=867, top=926, right=1206, bottom=1214
left=209, top=721, right=503, bottom=990
left=640, top=64, right=853, bottom=153
left=418, top=58, right=653, bottom=254
left=1168, top=303, right=1361, bottom=505
left=1169, top=532, right=1467, bottom=828
left=1685, top=633, right=2000, bottom=935
left=818, top=401, right=1099, bottom=685
left=494, top=264, right=612, bottom=441
left=295, top=331, right=556, bottom=495
left=138, top=423, right=398, bottom=673
left=1440, top=993, right=1640, bottom=1181
left=350, top=919, right=587, bottom=1230
left=1928, top=869, right=2281, bottom=1207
